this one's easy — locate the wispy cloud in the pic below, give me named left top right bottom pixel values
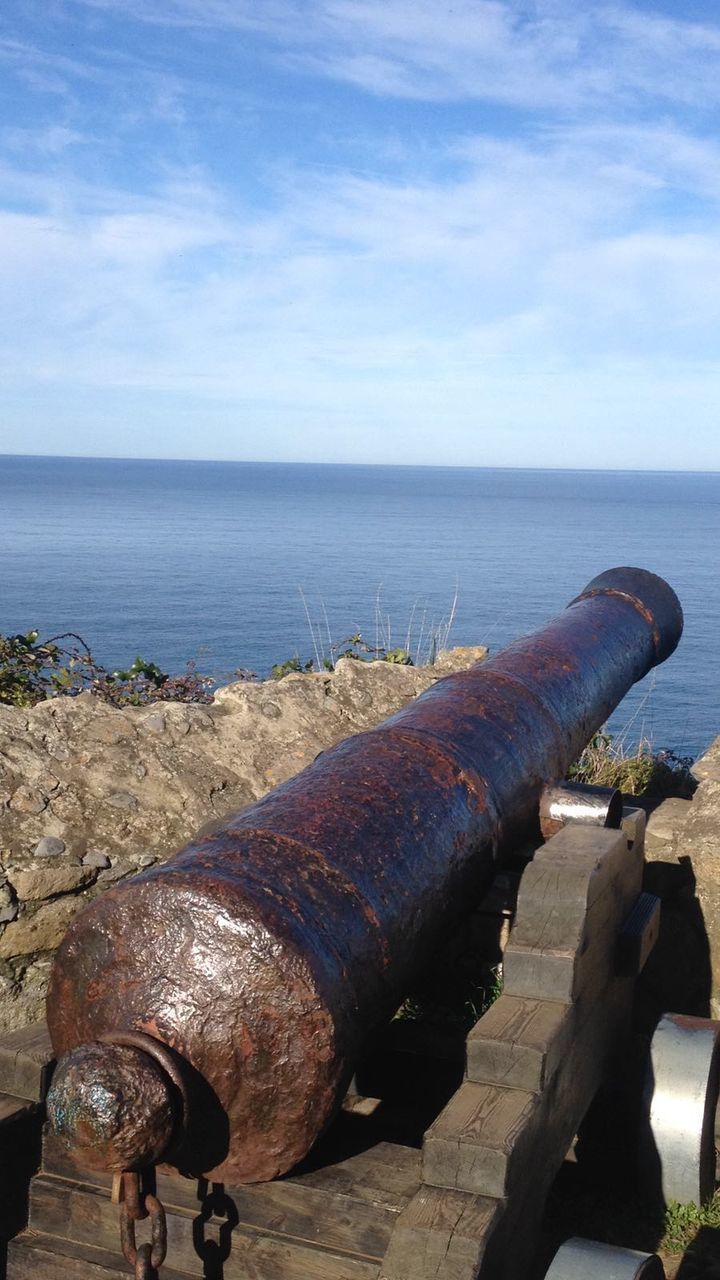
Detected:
left=1, top=124, right=88, bottom=154
left=3, top=123, right=720, bottom=393
left=68, top=0, right=720, bottom=110
left=2, top=1, right=720, bottom=464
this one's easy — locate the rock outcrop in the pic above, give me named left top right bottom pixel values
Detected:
left=641, top=737, right=720, bottom=1022
left=0, top=649, right=487, bottom=1032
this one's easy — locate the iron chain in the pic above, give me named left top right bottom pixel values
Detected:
left=118, top=1173, right=167, bottom=1277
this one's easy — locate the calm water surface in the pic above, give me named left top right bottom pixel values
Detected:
left=1, top=456, right=717, bottom=758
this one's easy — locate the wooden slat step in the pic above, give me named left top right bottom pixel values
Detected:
left=0, top=1093, right=39, bottom=1128
left=380, top=1186, right=507, bottom=1280
left=290, top=1144, right=421, bottom=1211
left=466, top=996, right=573, bottom=1092
left=8, top=1231, right=195, bottom=1280
left=29, top=1175, right=381, bottom=1279
left=42, top=1131, right=418, bottom=1258
left=0, top=1023, right=54, bottom=1102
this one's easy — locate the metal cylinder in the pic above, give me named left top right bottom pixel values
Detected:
left=645, top=1013, right=720, bottom=1206
left=539, top=780, right=623, bottom=839
left=544, top=1238, right=665, bottom=1279
left=46, top=567, right=682, bottom=1184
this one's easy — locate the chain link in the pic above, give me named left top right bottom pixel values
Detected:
left=134, top=1243, right=153, bottom=1280
left=117, top=1172, right=167, bottom=1277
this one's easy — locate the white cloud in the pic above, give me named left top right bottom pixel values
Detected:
left=0, top=124, right=88, bottom=154
left=68, top=0, right=720, bottom=110
left=2, top=1, right=720, bottom=464
left=2, top=123, right=720, bottom=404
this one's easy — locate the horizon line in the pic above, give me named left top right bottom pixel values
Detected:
left=1, top=452, right=719, bottom=478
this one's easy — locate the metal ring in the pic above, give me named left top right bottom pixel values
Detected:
left=99, top=1029, right=189, bottom=1136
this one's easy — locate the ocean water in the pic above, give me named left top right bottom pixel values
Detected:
left=1, top=455, right=718, bottom=759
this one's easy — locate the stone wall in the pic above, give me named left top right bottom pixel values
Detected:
left=0, top=649, right=486, bottom=1032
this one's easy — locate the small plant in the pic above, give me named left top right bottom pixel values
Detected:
left=661, top=1195, right=720, bottom=1256
left=296, top=582, right=459, bottom=674
left=332, top=635, right=414, bottom=666
left=0, top=630, right=212, bottom=708
left=395, top=957, right=502, bottom=1034
left=568, top=731, right=695, bottom=799
left=269, top=634, right=415, bottom=676
left=270, top=656, right=314, bottom=680
left=0, top=630, right=96, bottom=707
left=384, top=648, right=412, bottom=665
left=92, top=657, right=213, bottom=707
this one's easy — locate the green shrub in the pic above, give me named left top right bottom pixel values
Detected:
left=0, top=630, right=212, bottom=708
left=270, top=656, right=314, bottom=680
left=568, top=731, right=695, bottom=799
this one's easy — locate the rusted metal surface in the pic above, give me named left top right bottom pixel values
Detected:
left=118, top=1172, right=167, bottom=1280
left=539, top=780, right=622, bottom=838
left=47, top=1042, right=175, bottom=1171
left=46, top=567, right=682, bottom=1184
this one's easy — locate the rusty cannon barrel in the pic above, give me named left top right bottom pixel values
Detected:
left=46, top=567, right=682, bottom=1184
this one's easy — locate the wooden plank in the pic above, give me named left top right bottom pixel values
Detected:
left=509, top=827, right=634, bottom=945
left=424, top=823, right=642, bottom=1202
left=503, top=836, right=643, bottom=1003
left=303, top=1140, right=421, bottom=1173
left=28, top=1178, right=380, bottom=1280
left=529, top=824, right=633, bottom=878
left=509, top=860, right=600, bottom=946
left=502, top=827, right=633, bottom=1003
left=8, top=1232, right=194, bottom=1280
left=37, top=1158, right=399, bottom=1262
left=43, top=1130, right=419, bottom=1235
left=10, top=1228, right=380, bottom=1280
left=30, top=1170, right=392, bottom=1268
left=0, top=1023, right=54, bottom=1102
left=621, top=805, right=646, bottom=857
left=422, top=1083, right=538, bottom=1197
left=500, top=944, right=575, bottom=1003
left=40, top=1145, right=415, bottom=1265
left=465, top=996, right=573, bottom=1092
left=292, top=1149, right=421, bottom=1212
left=0, top=1094, right=38, bottom=1127
left=424, top=964, right=636, bottom=1198
left=379, top=1187, right=503, bottom=1280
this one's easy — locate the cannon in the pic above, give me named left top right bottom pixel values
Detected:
left=45, top=567, right=682, bottom=1187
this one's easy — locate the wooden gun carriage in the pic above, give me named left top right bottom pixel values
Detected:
left=1, top=568, right=715, bottom=1280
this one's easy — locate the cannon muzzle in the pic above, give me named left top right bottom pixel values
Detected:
left=46, top=567, right=682, bottom=1182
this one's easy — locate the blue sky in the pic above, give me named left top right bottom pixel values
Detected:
left=1, top=1, right=720, bottom=469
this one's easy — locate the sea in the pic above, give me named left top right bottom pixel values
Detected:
left=1, top=456, right=718, bottom=760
